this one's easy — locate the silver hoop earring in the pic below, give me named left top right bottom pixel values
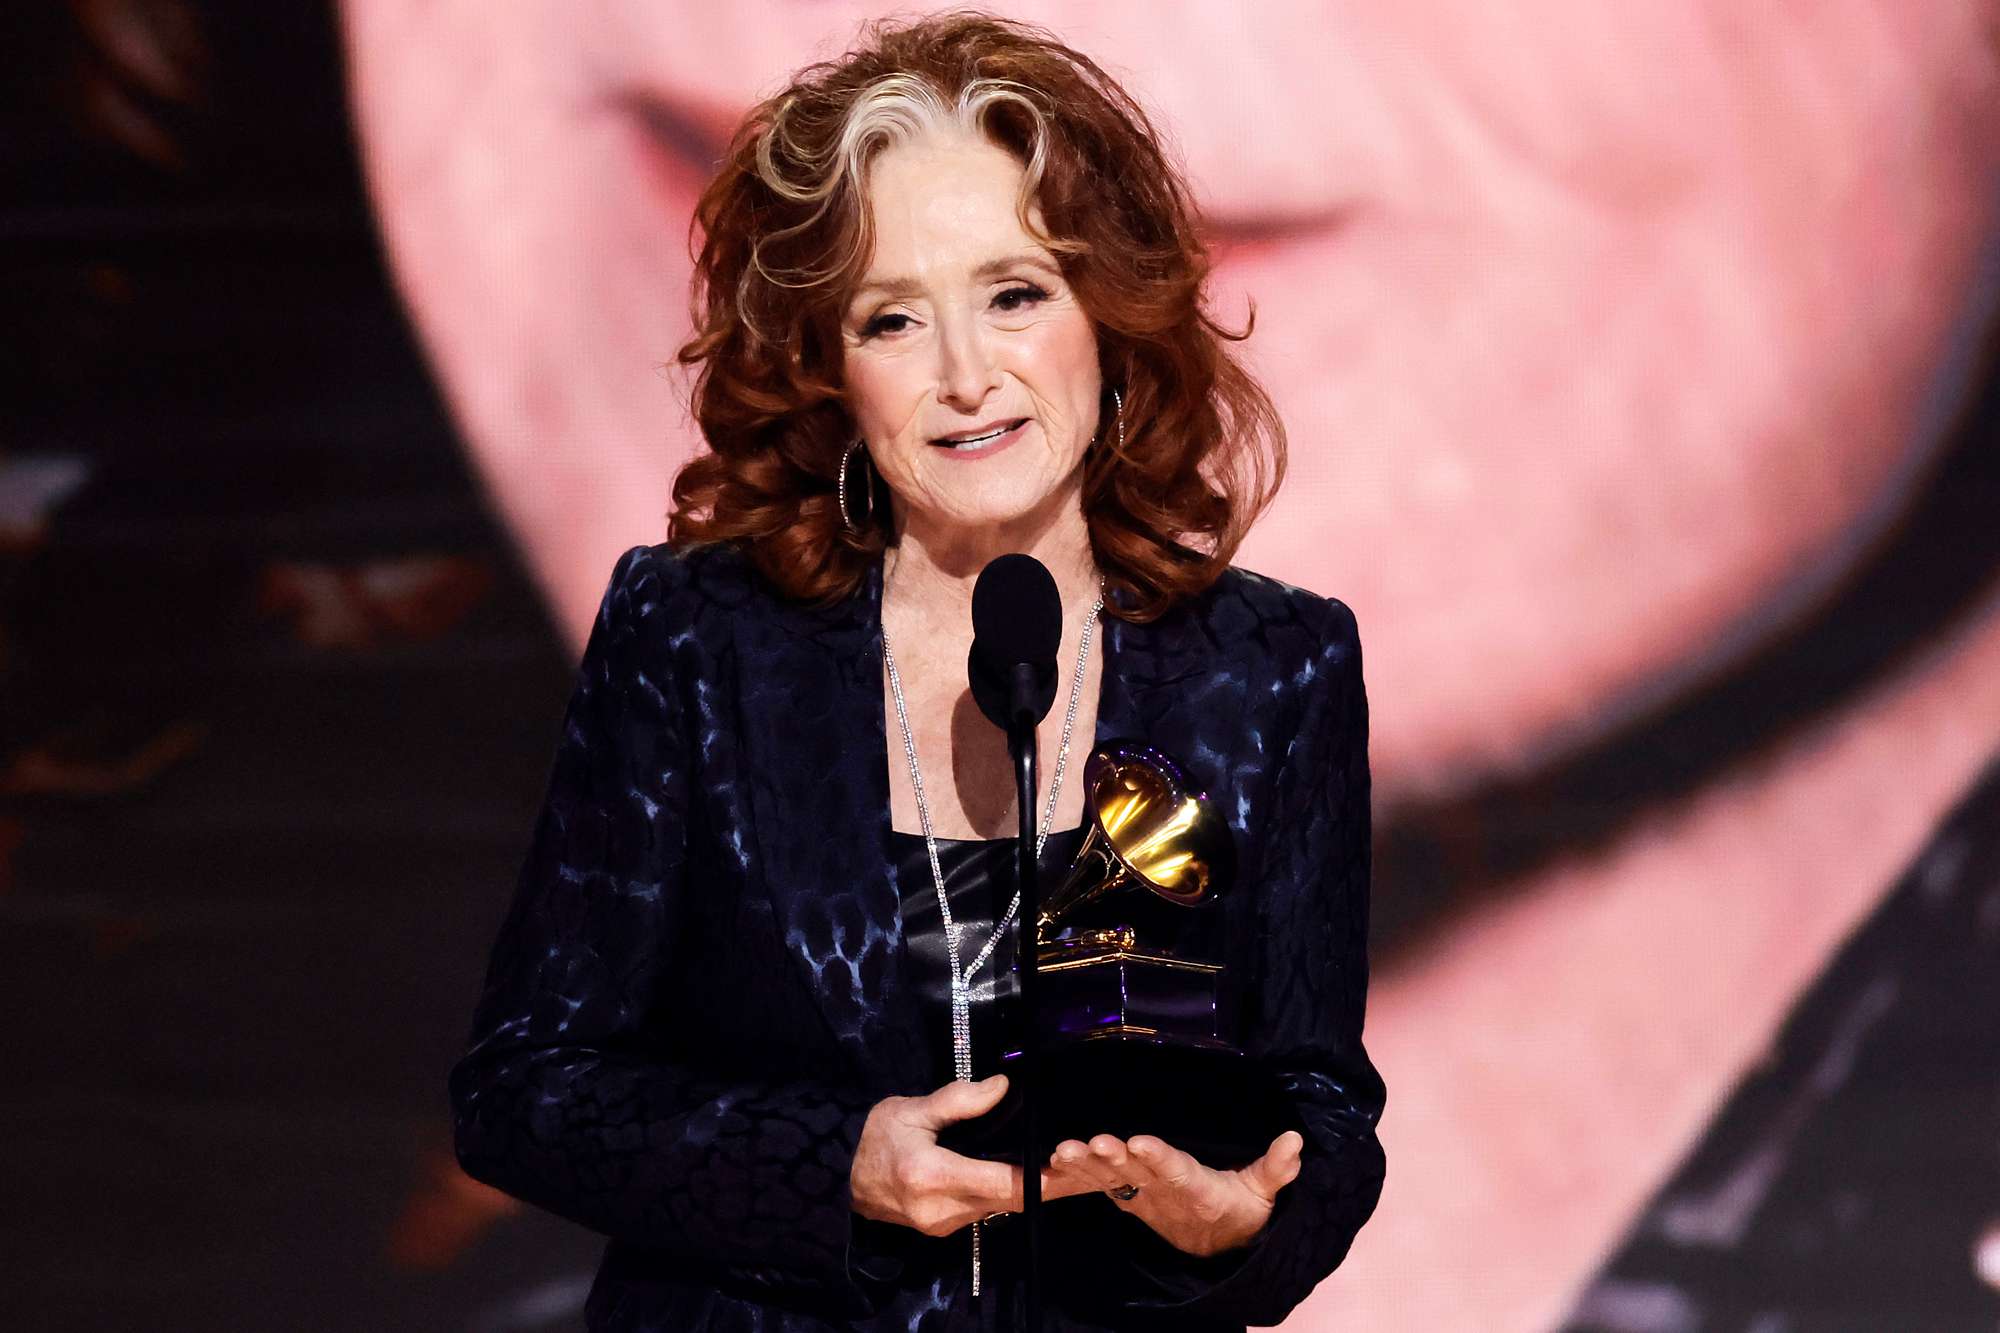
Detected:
left=837, top=439, right=872, bottom=532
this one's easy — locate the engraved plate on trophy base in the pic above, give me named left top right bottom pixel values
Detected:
left=1035, top=941, right=1225, bottom=1047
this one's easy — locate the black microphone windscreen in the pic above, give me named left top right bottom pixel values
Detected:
left=968, top=554, right=1063, bottom=730
left=971, top=554, right=1062, bottom=671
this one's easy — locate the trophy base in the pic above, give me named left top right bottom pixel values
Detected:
left=936, top=1031, right=1299, bottom=1171
left=936, top=1030, right=1300, bottom=1173
left=936, top=941, right=1297, bottom=1170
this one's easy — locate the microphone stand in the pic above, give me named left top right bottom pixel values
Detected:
left=1007, top=663, right=1043, bottom=1333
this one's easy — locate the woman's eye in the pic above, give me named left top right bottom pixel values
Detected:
left=993, top=284, right=1048, bottom=312
left=859, top=312, right=912, bottom=339
left=856, top=285, right=1046, bottom=338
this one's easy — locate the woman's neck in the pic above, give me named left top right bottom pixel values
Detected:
left=882, top=492, right=1101, bottom=630
left=875, top=485, right=1109, bottom=839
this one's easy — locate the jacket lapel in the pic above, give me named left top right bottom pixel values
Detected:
left=734, top=560, right=929, bottom=1089
left=1095, top=590, right=1249, bottom=802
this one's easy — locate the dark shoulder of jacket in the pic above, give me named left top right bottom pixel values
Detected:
left=1205, top=562, right=1361, bottom=669
left=603, top=539, right=770, bottom=616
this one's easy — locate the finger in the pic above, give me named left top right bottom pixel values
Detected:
left=989, top=1162, right=1027, bottom=1214
left=1087, top=1133, right=1131, bottom=1174
left=1038, top=1158, right=1103, bottom=1203
left=1049, top=1138, right=1091, bottom=1168
left=922, top=1148, right=1020, bottom=1213
left=1047, top=1139, right=1093, bottom=1179
left=1048, top=1136, right=1123, bottom=1193
left=1127, top=1135, right=1201, bottom=1194
left=1086, top=1135, right=1154, bottom=1199
left=933, top=1160, right=1024, bottom=1230
left=1243, top=1130, right=1305, bottom=1200
left=1038, top=1139, right=1101, bottom=1200
left=908, top=1074, right=1008, bottom=1132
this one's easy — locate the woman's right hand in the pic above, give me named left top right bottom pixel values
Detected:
left=849, top=1074, right=1100, bottom=1236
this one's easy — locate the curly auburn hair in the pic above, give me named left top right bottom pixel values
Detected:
left=667, top=10, right=1286, bottom=621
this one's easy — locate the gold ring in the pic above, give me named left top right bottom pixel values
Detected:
left=1108, top=1183, right=1141, bottom=1202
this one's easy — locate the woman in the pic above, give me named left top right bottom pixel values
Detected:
left=449, top=13, right=1384, bottom=1330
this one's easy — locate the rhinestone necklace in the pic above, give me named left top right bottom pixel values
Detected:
left=880, top=581, right=1103, bottom=1295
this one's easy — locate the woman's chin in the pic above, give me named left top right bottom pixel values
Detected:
left=896, top=473, right=1085, bottom=541
left=898, top=494, right=1076, bottom=546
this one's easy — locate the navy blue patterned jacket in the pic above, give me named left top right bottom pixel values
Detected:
left=449, top=540, right=1386, bottom=1330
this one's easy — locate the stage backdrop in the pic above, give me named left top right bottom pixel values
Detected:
left=4, top=2, right=1997, bottom=1329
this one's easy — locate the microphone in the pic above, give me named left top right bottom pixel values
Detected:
left=966, top=552, right=1063, bottom=1327
left=968, top=553, right=1062, bottom=735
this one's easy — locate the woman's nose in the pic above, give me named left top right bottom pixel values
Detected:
left=936, top=315, right=1002, bottom=411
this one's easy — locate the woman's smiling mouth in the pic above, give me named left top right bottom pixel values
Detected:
left=930, top=418, right=1029, bottom=458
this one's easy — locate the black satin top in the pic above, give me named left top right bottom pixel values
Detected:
left=889, top=824, right=1089, bottom=1086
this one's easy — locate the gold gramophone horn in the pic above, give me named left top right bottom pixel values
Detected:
left=1037, top=740, right=1237, bottom=944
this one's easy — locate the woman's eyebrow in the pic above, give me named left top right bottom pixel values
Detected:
left=850, top=251, right=1060, bottom=305
left=973, top=251, right=1060, bottom=281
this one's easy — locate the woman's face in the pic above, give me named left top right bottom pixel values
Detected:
left=840, top=132, right=1103, bottom=541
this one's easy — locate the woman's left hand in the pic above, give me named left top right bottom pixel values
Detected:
left=1048, top=1129, right=1305, bottom=1257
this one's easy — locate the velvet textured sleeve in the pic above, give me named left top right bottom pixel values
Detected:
left=1099, top=595, right=1388, bottom=1324
left=447, top=546, right=894, bottom=1316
